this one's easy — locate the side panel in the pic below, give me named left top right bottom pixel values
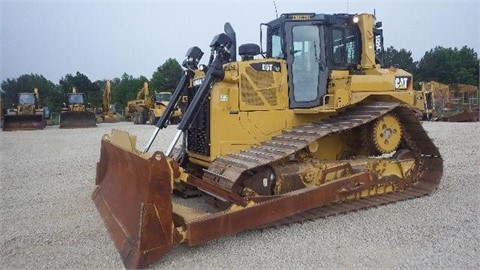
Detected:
left=208, top=60, right=292, bottom=159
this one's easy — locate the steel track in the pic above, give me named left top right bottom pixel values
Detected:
left=203, top=102, right=443, bottom=226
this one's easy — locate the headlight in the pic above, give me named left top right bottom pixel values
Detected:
left=352, top=15, right=359, bottom=24
left=198, top=64, right=208, bottom=72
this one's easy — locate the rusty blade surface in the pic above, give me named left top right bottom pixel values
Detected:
left=59, top=111, right=97, bottom=128
left=2, top=114, right=44, bottom=131
left=92, top=139, right=174, bottom=269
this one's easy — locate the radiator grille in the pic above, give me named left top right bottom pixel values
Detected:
left=186, top=86, right=210, bottom=156
left=241, top=66, right=278, bottom=107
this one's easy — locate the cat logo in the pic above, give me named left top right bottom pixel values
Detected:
left=262, top=64, right=274, bottom=71
left=251, top=62, right=281, bottom=72
left=394, top=76, right=411, bottom=90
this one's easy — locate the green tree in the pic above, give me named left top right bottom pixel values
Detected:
left=383, top=46, right=417, bottom=73
left=150, top=58, right=183, bottom=93
left=111, top=73, right=149, bottom=112
left=417, top=46, right=479, bottom=85
left=58, top=71, right=102, bottom=108
left=1, top=74, right=56, bottom=110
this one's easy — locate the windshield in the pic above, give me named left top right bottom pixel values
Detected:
left=155, top=93, right=172, bottom=102
left=18, top=94, right=36, bottom=105
left=68, top=93, right=85, bottom=104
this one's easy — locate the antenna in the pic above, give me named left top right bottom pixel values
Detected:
left=273, top=0, right=279, bottom=18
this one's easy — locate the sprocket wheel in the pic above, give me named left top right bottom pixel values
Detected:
left=372, top=114, right=402, bottom=154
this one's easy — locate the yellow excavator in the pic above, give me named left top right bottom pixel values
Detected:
left=92, top=13, right=443, bottom=268
left=59, top=87, right=97, bottom=128
left=125, top=82, right=150, bottom=123
left=3, top=88, right=45, bottom=131
left=98, top=80, right=119, bottom=123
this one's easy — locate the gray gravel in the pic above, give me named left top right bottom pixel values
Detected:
left=1, top=121, right=479, bottom=269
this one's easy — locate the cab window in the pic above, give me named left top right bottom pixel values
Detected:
left=332, top=27, right=360, bottom=66
left=271, top=35, right=284, bottom=58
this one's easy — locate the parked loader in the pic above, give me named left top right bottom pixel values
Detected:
left=59, top=87, right=96, bottom=128
left=93, top=13, right=443, bottom=268
left=3, top=88, right=45, bottom=131
left=97, top=80, right=119, bottom=123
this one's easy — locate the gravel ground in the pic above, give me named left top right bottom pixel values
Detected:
left=1, top=121, right=479, bottom=269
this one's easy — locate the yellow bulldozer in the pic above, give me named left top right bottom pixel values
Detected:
left=59, top=87, right=97, bottom=128
left=97, top=80, right=120, bottom=123
left=2, top=88, right=45, bottom=131
left=92, top=13, right=443, bottom=268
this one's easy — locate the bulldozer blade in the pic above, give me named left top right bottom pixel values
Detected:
left=2, top=114, right=44, bottom=131
left=92, top=132, right=174, bottom=269
left=59, top=111, right=97, bottom=128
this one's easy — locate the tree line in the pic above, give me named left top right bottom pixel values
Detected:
left=383, top=45, right=479, bottom=87
left=1, top=46, right=478, bottom=113
left=1, top=58, right=182, bottom=113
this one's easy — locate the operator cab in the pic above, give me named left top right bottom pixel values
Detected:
left=68, top=93, right=85, bottom=104
left=155, top=92, right=172, bottom=103
left=264, top=13, right=383, bottom=109
left=18, top=93, right=36, bottom=105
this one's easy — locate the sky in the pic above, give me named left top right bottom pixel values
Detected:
left=1, top=0, right=479, bottom=84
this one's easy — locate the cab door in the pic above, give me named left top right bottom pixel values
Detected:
left=285, top=22, right=329, bottom=108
